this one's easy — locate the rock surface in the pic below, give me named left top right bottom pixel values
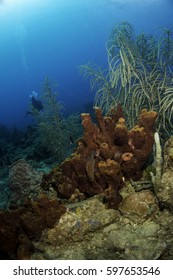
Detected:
left=155, top=136, right=173, bottom=211
left=31, top=195, right=173, bottom=260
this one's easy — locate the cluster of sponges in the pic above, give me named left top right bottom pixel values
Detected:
left=42, top=106, right=157, bottom=209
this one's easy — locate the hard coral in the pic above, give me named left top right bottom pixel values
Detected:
left=41, top=107, right=157, bottom=209
left=9, top=159, right=43, bottom=206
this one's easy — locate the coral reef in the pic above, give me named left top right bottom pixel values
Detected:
left=3, top=100, right=173, bottom=260
left=41, top=107, right=157, bottom=209
left=2, top=108, right=173, bottom=260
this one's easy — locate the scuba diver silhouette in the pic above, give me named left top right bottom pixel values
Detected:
left=30, top=96, right=43, bottom=111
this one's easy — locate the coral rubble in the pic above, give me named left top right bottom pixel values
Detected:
left=41, top=107, right=157, bottom=209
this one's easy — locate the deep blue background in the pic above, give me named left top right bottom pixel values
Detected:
left=0, top=0, right=172, bottom=127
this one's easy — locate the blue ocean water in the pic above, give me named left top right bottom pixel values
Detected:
left=0, top=0, right=172, bottom=127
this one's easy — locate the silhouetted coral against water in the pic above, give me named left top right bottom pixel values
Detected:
left=41, top=107, right=157, bottom=209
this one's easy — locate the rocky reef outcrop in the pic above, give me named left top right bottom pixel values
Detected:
left=2, top=107, right=173, bottom=260
left=153, top=136, right=173, bottom=211
left=31, top=194, right=173, bottom=260
left=8, top=159, right=43, bottom=206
